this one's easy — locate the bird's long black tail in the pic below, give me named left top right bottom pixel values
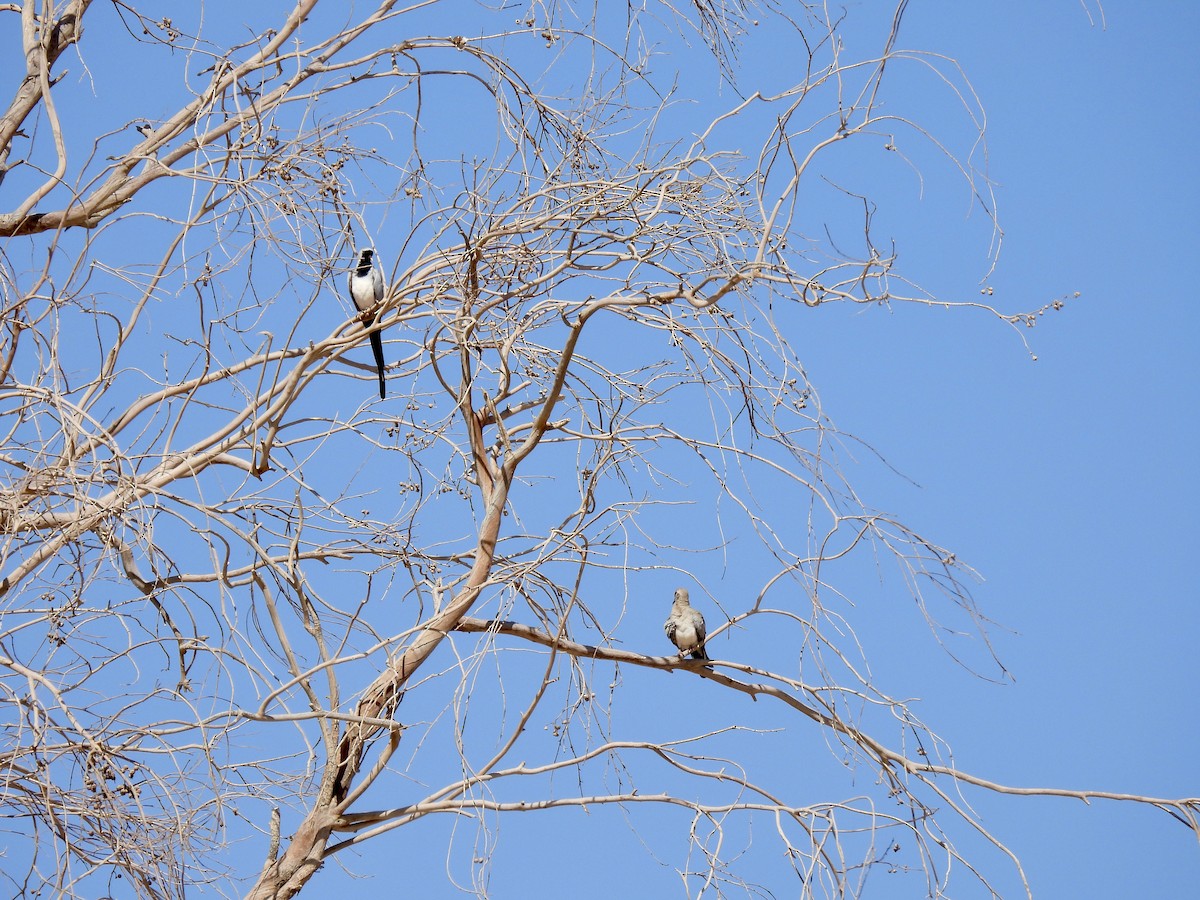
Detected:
left=368, top=329, right=386, bottom=399
left=692, top=645, right=709, bottom=661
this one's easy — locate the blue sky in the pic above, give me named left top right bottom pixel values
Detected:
left=3, top=1, right=1197, bottom=898
left=787, top=3, right=1200, bottom=898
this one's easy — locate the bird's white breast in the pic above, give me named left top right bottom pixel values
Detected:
left=673, top=621, right=699, bottom=649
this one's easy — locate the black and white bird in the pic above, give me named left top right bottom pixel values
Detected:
left=664, top=587, right=709, bottom=661
left=347, top=247, right=387, bottom=399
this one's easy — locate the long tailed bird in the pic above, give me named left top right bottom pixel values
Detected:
left=664, top=587, right=709, bottom=661
left=348, top=247, right=387, bottom=399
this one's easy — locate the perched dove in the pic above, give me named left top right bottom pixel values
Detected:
left=664, top=587, right=709, bottom=660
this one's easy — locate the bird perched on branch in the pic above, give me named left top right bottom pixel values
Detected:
left=347, top=247, right=387, bottom=399
left=664, top=587, right=709, bottom=661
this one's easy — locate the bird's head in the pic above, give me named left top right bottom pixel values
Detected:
left=357, top=248, right=375, bottom=264
left=673, top=587, right=689, bottom=605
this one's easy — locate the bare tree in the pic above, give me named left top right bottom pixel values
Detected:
left=0, top=2, right=1192, bottom=898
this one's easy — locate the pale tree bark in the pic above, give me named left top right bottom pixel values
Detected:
left=0, top=2, right=1192, bottom=899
